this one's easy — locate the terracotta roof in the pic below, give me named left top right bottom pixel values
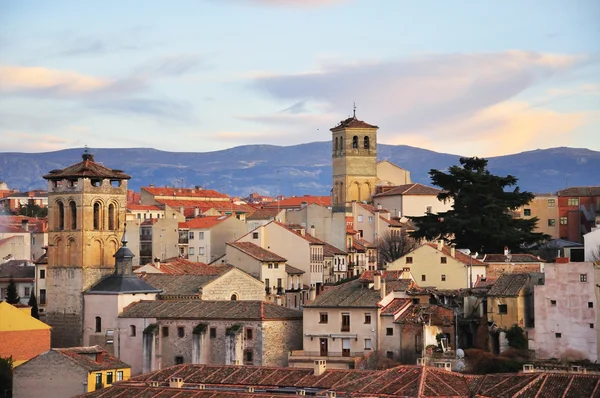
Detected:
left=263, top=196, right=330, bottom=209
left=487, top=273, right=530, bottom=296
left=381, top=298, right=412, bottom=315
left=247, top=208, right=281, bottom=221
left=186, top=215, right=231, bottom=229
left=482, top=253, right=544, bottom=263
left=330, top=116, right=378, bottom=131
left=353, top=237, right=375, bottom=250
left=557, top=186, right=600, bottom=197
left=43, top=153, right=130, bottom=180
left=396, top=304, right=454, bottom=326
left=473, top=276, right=497, bottom=288
left=359, top=270, right=405, bottom=281
left=387, top=279, right=414, bottom=292
left=323, top=242, right=346, bottom=256
left=285, top=264, right=304, bottom=275
left=227, top=241, right=287, bottom=262
left=120, top=300, right=302, bottom=320
left=139, top=273, right=228, bottom=296
left=141, top=258, right=219, bottom=275
left=0, top=260, right=35, bottom=279
left=157, top=200, right=255, bottom=216
left=143, top=187, right=229, bottom=199
left=425, top=243, right=486, bottom=266
left=379, top=215, right=407, bottom=227
left=127, top=204, right=163, bottom=211
left=373, top=183, right=441, bottom=197
left=305, top=280, right=381, bottom=308
left=0, top=215, right=48, bottom=233
left=54, top=345, right=130, bottom=372
left=274, top=222, right=326, bottom=245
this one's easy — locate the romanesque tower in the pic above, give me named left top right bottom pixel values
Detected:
left=43, top=149, right=130, bottom=347
left=331, top=110, right=378, bottom=212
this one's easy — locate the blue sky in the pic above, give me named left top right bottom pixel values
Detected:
left=1, top=0, right=599, bottom=156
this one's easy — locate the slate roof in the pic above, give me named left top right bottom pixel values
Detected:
left=54, top=345, right=130, bottom=372
left=330, top=115, right=379, bottom=130
left=0, top=260, right=35, bottom=279
left=43, top=153, right=130, bottom=180
left=227, top=241, right=287, bottom=262
left=304, top=280, right=381, bottom=308
left=487, top=273, right=530, bottom=296
left=557, top=186, right=600, bottom=197
left=120, top=300, right=302, bottom=320
left=285, top=264, right=304, bottom=274
left=138, top=274, right=225, bottom=296
left=372, top=183, right=441, bottom=197
left=86, top=274, right=162, bottom=295
left=482, top=253, right=544, bottom=263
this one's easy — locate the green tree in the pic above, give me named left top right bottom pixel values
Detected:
left=28, top=292, right=39, bottom=319
left=0, top=356, right=13, bottom=398
left=505, top=325, right=528, bottom=349
left=409, top=157, right=548, bottom=253
left=18, top=202, right=47, bottom=218
left=5, top=278, right=20, bottom=305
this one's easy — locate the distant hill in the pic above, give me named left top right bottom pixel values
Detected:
left=0, top=143, right=598, bottom=196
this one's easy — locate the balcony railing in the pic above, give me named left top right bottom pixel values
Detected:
left=341, top=325, right=350, bottom=332
left=265, top=287, right=272, bottom=295
left=276, top=287, right=284, bottom=295
left=178, top=237, right=189, bottom=244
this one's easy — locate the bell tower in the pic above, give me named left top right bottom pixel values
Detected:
left=331, top=109, right=378, bottom=212
left=43, top=148, right=130, bottom=347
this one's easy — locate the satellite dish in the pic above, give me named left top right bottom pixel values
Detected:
left=456, top=359, right=466, bottom=371
left=456, top=348, right=465, bottom=359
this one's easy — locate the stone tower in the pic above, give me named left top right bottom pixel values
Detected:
left=331, top=111, right=379, bottom=212
left=43, top=149, right=130, bottom=347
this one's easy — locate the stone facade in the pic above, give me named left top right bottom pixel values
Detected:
left=201, top=268, right=265, bottom=300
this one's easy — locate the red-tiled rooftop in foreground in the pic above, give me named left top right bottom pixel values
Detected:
left=185, top=215, right=231, bottom=229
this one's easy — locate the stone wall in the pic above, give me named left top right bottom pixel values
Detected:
left=486, top=263, right=542, bottom=279
left=202, top=268, right=265, bottom=300
left=262, top=319, right=303, bottom=367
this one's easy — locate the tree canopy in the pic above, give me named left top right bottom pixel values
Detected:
left=6, top=278, right=20, bottom=305
left=409, top=157, right=548, bottom=253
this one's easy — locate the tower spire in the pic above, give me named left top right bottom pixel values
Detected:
left=353, top=102, right=356, bottom=119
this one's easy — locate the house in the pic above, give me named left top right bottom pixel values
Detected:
left=245, top=207, right=286, bottom=231
left=481, top=250, right=546, bottom=279
left=285, top=203, right=333, bottom=243
left=0, top=190, right=48, bottom=213
left=34, top=248, right=47, bottom=312
left=126, top=214, right=183, bottom=267
left=13, top=345, right=131, bottom=398
left=184, top=215, right=246, bottom=264
left=376, top=159, right=412, bottom=186
left=584, top=227, right=600, bottom=262
left=533, top=259, right=599, bottom=361
left=387, top=241, right=486, bottom=289
left=372, top=183, right=453, bottom=221
left=557, top=186, right=600, bottom=243
left=512, top=193, right=559, bottom=239
left=0, top=259, right=35, bottom=305
left=323, top=242, right=348, bottom=283
left=118, top=300, right=302, bottom=374
left=0, top=301, right=51, bottom=367
left=0, top=215, right=48, bottom=261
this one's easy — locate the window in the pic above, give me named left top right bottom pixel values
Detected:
left=95, top=316, right=102, bottom=333
left=188, top=231, right=194, bottom=239
left=40, top=289, right=46, bottom=304
left=364, top=313, right=371, bottom=324
left=230, top=293, right=238, bottom=300
left=441, top=274, right=446, bottom=281
left=162, top=326, right=169, bottom=337
left=130, top=325, right=136, bottom=336
left=175, top=356, right=184, bottom=364
left=357, top=215, right=363, bottom=223
left=246, top=328, right=253, bottom=340
left=105, top=329, right=114, bottom=344
left=498, top=304, right=508, bottom=314
left=274, top=263, right=279, bottom=269
left=24, top=287, right=30, bottom=297
left=198, top=247, right=205, bottom=256
left=440, top=257, right=447, bottom=264
left=198, top=232, right=204, bottom=240
left=368, top=216, right=373, bottom=223
left=319, top=313, right=328, bottom=323
left=580, top=274, right=588, bottom=282
left=69, top=201, right=77, bottom=229
left=352, top=135, right=358, bottom=149
left=421, top=275, right=426, bottom=282
left=548, top=198, right=556, bottom=207
left=93, top=202, right=100, bottom=230
left=550, top=300, right=556, bottom=306
left=589, top=302, right=594, bottom=308
left=568, top=198, right=579, bottom=206
left=106, top=372, right=113, bottom=385
left=95, top=373, right=102, bottom=390
left=57, top=201, right=65, bottom=230
left=548, top=219, right=556, bottom=226
left=116, top=371, right=123, bottom=381
left=412, top=298, right=420, bottom=304
left=364, top=136, right=370, bottom=149
left=560, top=217, right=568, bottom=225
left=210, top=327, right=217, bottom=338
left=386, top=351, right=394, bottom=359
left=364, top=338, right=372, bottom=350
left=40, top=269, right=45, bottom=279
left=253, top=232, right=259, bottom=239
left=268, top=263, right=273, bottom=269
left=244, top=350, right=254, bottom=365
left=189, top=247, right=195, bottom=255
left=426, top=206, right=432, bottom=214
left=591, top=324, right=595, bottom=329
left=358, top=230, right=363, bottom=237
left=406, top=257, right=413, bottom=264
left=177, top=327, right=185, bottom=338
left=341, top=313, right=350, bottom=332
left=108, top=203, right=116, bottom=230
left=523, top=209, right=531, bottom=216
left=555, top=333, right=562, bottom=338
left=386, top=328, right=393, bottom=336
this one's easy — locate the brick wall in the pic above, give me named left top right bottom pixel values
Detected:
left=486, top=263, right=542, bottom=279
left=0, top=329, right=50, bottom=365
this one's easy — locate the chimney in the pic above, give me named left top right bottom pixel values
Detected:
left=373, top=271, right=381, bottom=291
left=313, top=359, right=326, bottom=376
left=169, top=377, right=184, bottom=388
left=450, top=245, right=456, bottom=258
left=21, top=219, right=29, bottom=231
left=437, top=240, right=444, bottom=251
left=309, top=286, right=316, bottom=301
left=194, top=207, right=200, bottom=217
left=377, top=203, right=382, bottom=210
left=310, top=225, right=316, bottom=236
left=179, top=206, right=184, bottom=215
left=556, top=257, right=570, bottom=264
left=153, top=258, right=161, bottom=269
left=380, top=278, right=387, bottom=299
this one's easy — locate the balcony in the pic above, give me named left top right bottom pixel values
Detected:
left=265, top=287, right=272, bottom=295
left=341, top=325, right=350, bottom=332
left=178, top=237, right=189, bottom=244
left=276, top=286, right=284, bottom=295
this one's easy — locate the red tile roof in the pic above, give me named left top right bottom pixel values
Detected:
left=247, top=208, right=282, bottom=221
left=141, top=258, right=218, bottom=275
left=275, top=222, right=326, bottom=245
left=381, top=298, right=412, bottom=315
left=263, top=195, right=330, bottom=209
left=157, top=199, right=255, bottom=216
left=330, top=116, right=379, bottom=131
left=55, top=345, right=130, bottom=371
left=474, top=276, right=497, bottom=288
left=373, top=183, right=441, bottom=197
left=43, top=153, right=130, bottom=180
left=127, top=204, right=163, bottom=211
left=359, top=270, right=405, bottom=281
left=185, top=215, right=231, bottom=229
left=396, top=304, right=454, bottom=326
left=143, top=186, right=229, bottom=199
left=557, top=186, right=600, bottom=197
left=227, top=241, right=287, bottom=262
left=0, top=215, right=48, bottom=233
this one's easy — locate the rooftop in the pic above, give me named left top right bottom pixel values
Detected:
left=263, top=195, right=331, bottom=209
left=557, top=186, right=600, bottom=197
left=482, top=253, right=544, bottom=263
left=139, top=273, right=228, bottom=296
left=246, top=208, right=282, bottom=221
left=43, top=152, right=130, bottom=180
left=137, top=258, right=219, bottom=275
left=143, top=186, right=229, bottom=199
left=487, top=273, right=531, bottom=296
left=373, top=183, right=442, bottom=197
left=0, top=259, right=35, bottom=279
left=305, top=280, right=381, bottom=308
left=185, top=215, right=232, bottom=229
left=54, top=345, right=130, bottom=372
left=226, top=241, right=287, bottom=262
left=330, top=115, right=379, bottom=130
left=86, top=274, right=162, bottom=295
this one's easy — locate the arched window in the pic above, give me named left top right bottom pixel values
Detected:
left=334, top=137, right=338, bottom=151
left=95, top=316, right=102, bottom=332
left=352, top=136, right=358, bottom=148
left=231, top=293, right=238, bottom=301
left=57, top=201, right=65, bottom=231
left=93, top=202, right=101, bottom=230
left=69, top=201, right=77, bottom=230
left=108, top=203, right=116, bottom=230
left=364, top=136, right=370, bottom=149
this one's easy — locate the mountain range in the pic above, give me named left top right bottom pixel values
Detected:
left=0, top=143, right=598, bottom=197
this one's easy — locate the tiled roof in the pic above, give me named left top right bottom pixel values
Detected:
left=396, top=304, right=454, bottom=326
left=285, top=264, right=304, bottom=275
left=43, top=153, right=130, bottom=180
left=359, top=270, right=404, bottom=281
left=141, top=258, right=218, bottom=275
left=305, top=280, right=381, bottom=308
left=353, top=237, right=375, bottom=250
left=247, top=208, right=281, bottom=221
left=557, top=186, right=600, bottom=197
left=227, top=241, right=287, bottom=262
left=0, top=260, right=35, bottom=279
left=274, top=222, right=325, bottom=245
left=487, top=273, right=530, bottom=296
left=0, top=215, right=48, bottom=233
left=55, top=345, right=130, bottom=372
left=120, top=300, right=302, bottom=320
left=373, top=183, right=441, bottom=197
left=482, top=253, right=544, bottom=263
left=127, top=204, right=163, bottom=211
left=323, top=242, right=346, bottom=256
left=263, top=196, right=330, bottom=209
left=157, top=200, right=255, bottom=216
left=143, top=187, right=229, bottom=199
left=86, top=275, right=162, bottom=294
left=425, top=243, right=486, bottom=266
left=387, top=279, right=414, bottom=292
left=139, top=273, right=227, bottom=296
left=330, top=116, right=378, bottom=130
left=186, top=215, right=231, bottom=229
left=381, top=298, right=412, bottom=315
left=379, top=215, right=407, bottom=227
left=474, top=276, right=497, bottom=288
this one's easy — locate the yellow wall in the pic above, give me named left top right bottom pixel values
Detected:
left=487, top=295, right=523, bottom=329
left=0, top=302, right=51, bottom=332
left=87, top=367, right=131, bottom=392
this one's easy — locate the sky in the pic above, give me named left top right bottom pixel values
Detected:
left=0, top=0, right=599, bottom=157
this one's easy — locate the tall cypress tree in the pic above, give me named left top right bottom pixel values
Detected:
left=409, top=157, right=548, bottom=253
left=6, top=277, right=20, bottom=305
left=28, top=291, right=39, bottom=319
